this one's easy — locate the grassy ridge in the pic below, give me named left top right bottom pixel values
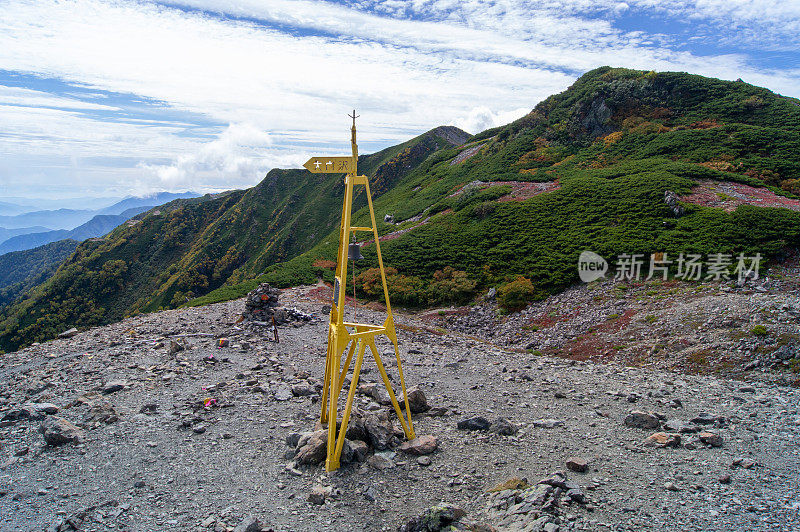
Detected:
left=194, top=67, right=800, bottom=308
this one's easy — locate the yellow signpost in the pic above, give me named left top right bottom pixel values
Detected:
left=308, top=111, right=415, bottom=472
left=303, top=156, right=354, bottom=174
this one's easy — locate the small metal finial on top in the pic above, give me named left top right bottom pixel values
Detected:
left=348, top=109, right=359, bottom=129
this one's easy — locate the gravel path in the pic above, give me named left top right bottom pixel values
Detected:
left=1, top=284, right=799, bottom=531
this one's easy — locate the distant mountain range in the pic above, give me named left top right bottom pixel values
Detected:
left=0, top=206, right=151, bottom=255
left=0, top=226, right=52, bottom=244
left=0, top=192, right=200, bottom=230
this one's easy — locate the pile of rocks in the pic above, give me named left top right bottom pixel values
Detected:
left=624, top=409, right=726, bottom=450
left=242, top=283, right=314, bottom=325
left=242, top=283, right=281, bottom=322
left=284, top=388, right=438, bottom=480
left=399, top=503, right=492, bottom=532
left=486, top=472, right=588, bottom=531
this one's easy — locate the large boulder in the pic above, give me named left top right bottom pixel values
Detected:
left=624, top=411, right=661, bottom=430
left=295, top=430, right=328, bottom=464
left=363, top=412, right=398, bottom=450
left=40, top=417, right=84, bottom=446
left=402, top=386, right=429, bottom=413
left=398, top=435, right=438, bottom=456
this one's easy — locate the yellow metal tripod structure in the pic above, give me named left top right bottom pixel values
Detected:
left=307, top=112, right=416, bottom=472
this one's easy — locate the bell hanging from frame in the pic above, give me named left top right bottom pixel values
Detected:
left=348, top=242, right=364, bottom=261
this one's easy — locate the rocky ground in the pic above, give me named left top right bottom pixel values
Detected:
left=434, top=257, right=800, bottom=386
left=1, top=280, right=799, bottom=531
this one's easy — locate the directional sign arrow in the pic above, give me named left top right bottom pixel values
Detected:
left=303, top=156, right=354, bottom=174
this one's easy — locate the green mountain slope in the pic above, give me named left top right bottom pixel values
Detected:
left=4, top=67, right=800, bottom=354
left=0, top=240, right=80, bottom=312
left=0, top=127, right=468, bottom=352
left=199, top=67, right=800, bottom=310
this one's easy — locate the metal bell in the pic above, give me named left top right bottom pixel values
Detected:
left=348, top=242, right=364, bottom=261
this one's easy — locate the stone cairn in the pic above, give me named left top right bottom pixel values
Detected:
left=242, top=283, right=313, bottom=325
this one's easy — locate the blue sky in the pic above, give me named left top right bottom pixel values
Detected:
left=0, top=0, right=798, bottom=199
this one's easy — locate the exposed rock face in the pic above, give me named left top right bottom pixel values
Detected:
left=580, top=97, right=613, bottom=137
left=664, top=190, right=685, bottom=216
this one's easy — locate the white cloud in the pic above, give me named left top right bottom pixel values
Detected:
left=0, top=0, right=797, bottom=196
left=141, top=123, right=299, bottom=187
left=453, top=106, right=531, bottom=134
left=0, top=85, right=120, bottom=111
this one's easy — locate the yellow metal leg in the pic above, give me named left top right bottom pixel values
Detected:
left=336, top=341, right=358, bottom=398
left=368, top=339, right=413, bottom=438
left=391, top=338, right=415, bottom=439
left=332, top=338, right=366, bottom=468
left=325, top=336, right=345, bottom=470
left=319, top=329, right=334, bottom=423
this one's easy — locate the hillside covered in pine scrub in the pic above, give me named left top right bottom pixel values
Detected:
left=198, top=67, right=800, bottom=310
left=3, top=67, right=800, bottom=353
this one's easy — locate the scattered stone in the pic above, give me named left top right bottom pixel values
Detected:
left=566, top=457, right=588, bottom=473
left=699, top=431, right=723, bottom=447
left=363, top=485, right=378, bottom=502
left=416, top=456, right=432, bottom=467
left=291, top=383, right=315, bottom=397
left=644, top=432, right=681, bottom=448
left=102, top=381, right=127, bottom=395
left=349, top=439, right=370, bottom=462
left=363, top=412, right=399, bottom=450
left=307, top=485, right=331, bottom=505
left=399, top=503, right=466, bottom=532
left=295, top=430, right=328, bottom=465
left=58, top=328, right=78, bottom=339
left=624, top=411, right=661, bottom=430
left=274, top=385, right=293, bottom=401
left=488, top=477, right=530, bottom=492
left=664, top=481, right=680, bottom=491
left=217, top=338, right=230, bottom=348
left=40, top=417, right=84, bottom=446
left=663, top=419, right=699, bottom=433
left=457, top=416, right=491, bottom=431
left=489, top=417, right=517, bottom=435
left=690, top=413, right=726, bottom=426
left=366, top=453, right=394, bottom=470
left=168, top=340, right=184, bottom=355
left=401, top=386, right=430, bottom=413
left=83, top=401, right=119, bottom=426
left=532, top=418, right=564, bottom=429
left=718, top=474, right=732, bottom=484
left=233, top=515, right=262, bottom=532
left=398, top=435, right=438, bottom=455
